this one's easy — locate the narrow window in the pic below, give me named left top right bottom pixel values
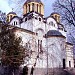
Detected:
left=14, top=21, right=15, bottom=26
left=51, top=21, right=53, bottom=26
left=23, top=66, right=28, bottom=75
left=69, top=61, right=71, bottom=67
left=38, top=40, right=39, bottom=53
left=28, top=4, right=30, bottom=12
left=38, top=40, right=40, bottom=57
left=32, top=3, right=34, bottom=11
left=26, top=4, right=27, bottom=13
left=63, top=59, right=65, bottom=69
left=55, top=15, right=57, bottom=20
left=16, top=22, right=17, bottom=25
left=39, top=18, right=41, bottom=21
left=74, top=59, right=75, bottom=68
left=35, top=17, right=37, bottom=20
left=10, top=15, right=12, bottom=20
left=37, top=4, right=38, bottom=12
left=40, top=40, right=43, bottom=53
left=25, top=18, right=27, bottom=22
left=40, top=5, right=41, bottom=14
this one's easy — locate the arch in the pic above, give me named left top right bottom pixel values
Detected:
left=22, top=66, right=28, bottom=75
left=36, top=28, right=44, bottom=37
left=39, top=5, right=41, bottom=14
left=37, top=4, right=38, bottom=12
left=28, top=4, right=30, bottom=12
left=32, top=3, right=34, bottom=11
left=36, top=28, right=44, bottom=33
left=26, top=4, right=27, bottom=13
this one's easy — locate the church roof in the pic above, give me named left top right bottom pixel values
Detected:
left=9, top=16, right=22, bottom=23
left=46, top=30, right=65, bottom=37
left=25, top=0, right=41, bottom=3
left=7, top=12, right=16, bottom=15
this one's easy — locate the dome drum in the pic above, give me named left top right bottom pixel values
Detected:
left=23, top=0, right=44, bottom=16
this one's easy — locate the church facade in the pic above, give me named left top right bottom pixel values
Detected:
left=6, top=0, right=74, bottom=75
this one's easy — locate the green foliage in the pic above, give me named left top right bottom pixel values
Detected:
left=1, top=26, right=25, bottom=67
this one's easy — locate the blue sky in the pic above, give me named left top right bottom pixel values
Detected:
left=0, top=0, right=56, bottom=17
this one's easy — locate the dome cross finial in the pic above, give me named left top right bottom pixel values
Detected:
left=12, top=8, right=14, bottom=12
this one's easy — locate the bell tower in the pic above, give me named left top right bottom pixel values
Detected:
left=23, top=0, right=44, bottom=16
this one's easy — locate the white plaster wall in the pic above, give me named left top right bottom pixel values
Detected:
left=32, top=19, right=46, bottom=33
left=14, top=29, right=48, bottom=68
left=66, top=44, right=74, bottom=68
left=47, top=37, right=66, bottom=68
left=10, top=18, right=21, bottom=27
left=59, top=30, right=66, bottom=37
left=21, top=20, right=33, bottom=31
left=47, top=17, right=58, bottom=31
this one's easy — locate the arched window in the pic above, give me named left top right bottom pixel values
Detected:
left=69, top=61, right=71, bottom=67
left=14, top=21, right=17, bottom=25
left=39, top=18, right=41, bottom=21
left=32, top=3, right=34, bottom=11
left=37, top=4, right=38, bottom=12
left=50, top=21, right=53, bottom=26
left=25, top=18, right=27, bottom=22
left=55, top=15, right=57, bottom=20
left=10, top=15, right=12, bottom=20
left=16, top=21, right=17, bottom=25
left=40, top=5, right=41, bottom=14
left=28, top=4, right=30, bottom=12
left=7, top=16, right=9, bottom=21
left=14, top=21, right=15, bottom=26
left=63, top=59, right=65, bottom=69
left=26, top=4, right=27, bottom=13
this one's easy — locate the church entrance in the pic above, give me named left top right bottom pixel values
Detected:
left=22, top=66, right=28, bottom=75
left=63, top=59, right=66, bottom=69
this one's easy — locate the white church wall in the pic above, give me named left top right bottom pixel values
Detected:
left=66, top=43, right=74, bottom=68
left=32, top=19, right=45, bottom=33
left=59, top=30, right=66, bottom=37
left=46, top=17, right=58, bottom=31
left=21, top=20, right=33, bottom=31
left=10, top=18, right=21, bottom=27
left=47, top=37, right=66, bottom=68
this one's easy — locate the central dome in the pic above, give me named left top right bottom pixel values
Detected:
left=23, top=0, right=44, bottom=16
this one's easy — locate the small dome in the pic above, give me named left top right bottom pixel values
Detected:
left=50, top=12, right=60, bottom=16
left=25, top=0, right=41, bottom=3
left=7, top=12, right=16, bottom=15
left=46, top=30, right=64, bottom=37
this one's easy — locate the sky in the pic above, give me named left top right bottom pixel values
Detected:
left=0, top=0, right=56, bottom=17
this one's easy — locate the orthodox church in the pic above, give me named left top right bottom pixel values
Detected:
left=6, top=0, right=74, bottom=75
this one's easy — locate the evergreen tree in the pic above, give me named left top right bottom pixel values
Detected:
left=0, top=25, right=26, bottom=74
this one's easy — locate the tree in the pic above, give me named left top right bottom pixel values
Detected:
left=0, top=25, right=27, bottom=74
left=53, top=0, right=75, bottom=45
left=53, top=0, right=75, bottom=27
left=0, top=10, right=6, bottom=23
